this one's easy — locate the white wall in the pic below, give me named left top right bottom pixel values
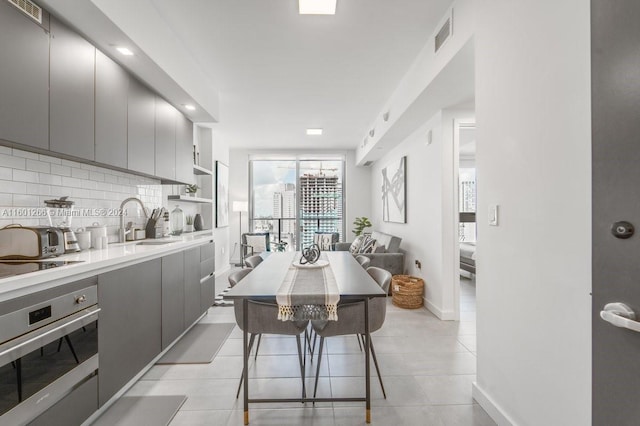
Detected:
left=228, top=149, right=371, bottom=263
left=473, top=1, right=591, bottom=425
left=370, top=109, right=472, bottom=320
left=211, top=129, right=230, bottom=276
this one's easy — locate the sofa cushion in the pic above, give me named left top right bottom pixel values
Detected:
left=370, top=231, right=401, bottom=253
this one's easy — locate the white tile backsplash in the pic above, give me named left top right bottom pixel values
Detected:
left=0, top=147, right=163, bottom=238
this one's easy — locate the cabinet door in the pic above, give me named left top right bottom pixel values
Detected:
left=200, top=275, right=215, bottom=314
left=200, top=240, right=215, bottom=280
left=0, top=3, right=49, bottom=150
left=175, top=113, right=194, bottom=184
left=162, top=252, right=184, bottom=349
left=98, top=259, right=162, bottom=406
left=49, top=16, right=95, bottom=161
left=128, top=78, right=155, bottom=175
left=184, top=247, right=201, bottom=327
left=95, top=51, right=128, bottom=168
left=154, top=97, right=176, bottom=180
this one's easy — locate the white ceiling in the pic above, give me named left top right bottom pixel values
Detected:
left=50, top=0, right=454, bottom=150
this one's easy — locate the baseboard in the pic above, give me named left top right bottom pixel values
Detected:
left=424, top=297, right=456, bottom=320
left=214, top=264, right=230, bottom=278
left=472, top=382, right=516, bottom=426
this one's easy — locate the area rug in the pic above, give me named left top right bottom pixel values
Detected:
left=156, top=323, right=234, bottom=364
left=93, top=395, right=186, bottom=426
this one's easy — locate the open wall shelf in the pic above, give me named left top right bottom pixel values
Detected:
left=167, top=195, right=213, bottom=204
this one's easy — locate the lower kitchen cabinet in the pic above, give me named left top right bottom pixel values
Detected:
left=97, top=259, right=162, bottom=406
left=184, top=247, right=202, bottom=327
left=200, top=240, right=216, bottom=312
left=161, top=252, right=185, bottom=349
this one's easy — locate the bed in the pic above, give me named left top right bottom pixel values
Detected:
left=460, top=242, right=476, bottom=274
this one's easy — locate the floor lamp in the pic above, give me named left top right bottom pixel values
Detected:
left=232, top=201, right=248, bottom=267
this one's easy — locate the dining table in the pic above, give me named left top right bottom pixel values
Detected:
left=224, top=250, right=387, bottom=425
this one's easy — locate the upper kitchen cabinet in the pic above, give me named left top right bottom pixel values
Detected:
left=49, top=17, right=95, bottom=161
left=0, top=3, right=50, bottom=150
left=128, top=78, right=155, bottom=176
left=155, top=97, right=177, bottom=181
left=95, top=51, right=128, bottom=169
left=175, top=113, right=195, bottom=185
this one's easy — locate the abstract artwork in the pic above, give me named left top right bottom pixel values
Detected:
left=381, top=156, right=406, bottom=223
left=216, top=161, right=229, bottom=228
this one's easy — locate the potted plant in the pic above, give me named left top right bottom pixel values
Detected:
left=185, top=215, right=194, bottom=232
left=352, top=216, right=372, bottom=237
left=186, top=184, right=199, bottom=197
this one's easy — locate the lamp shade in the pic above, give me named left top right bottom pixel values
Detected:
left=232, top=201, right=248, bottom=213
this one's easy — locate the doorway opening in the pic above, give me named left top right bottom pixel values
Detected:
left=454, top=121, right=477, bottom=321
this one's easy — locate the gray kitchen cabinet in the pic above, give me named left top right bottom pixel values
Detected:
left=184, top=247, right=202, bottom=327
left=95, top=50, right=128, bottom=168
left=175, top=113, right=195, bottom=185
left=155, top=97, right=177, bottom=180
left=49, top=16, right=95, bottom=161
left=200, top=240, right=216, bottom=313
left=0, top=3, right=49, bottom=150
left=162, top=252, right=185, bottom=349
left=128, top=78, right=155, bottom=175
left=98, top=259, right=162, bottom=406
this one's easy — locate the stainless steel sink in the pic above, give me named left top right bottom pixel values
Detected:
left=136, top=240, right=177, bottom=246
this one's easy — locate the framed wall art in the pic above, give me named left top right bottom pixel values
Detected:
left=381, top=156, right=406, bottom=223
left=216, top=161, right=229, bottom=228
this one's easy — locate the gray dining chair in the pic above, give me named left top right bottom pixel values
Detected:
left=244, top=255, right=263, bottom=269
left=311, top=266, right=392, bottom=399
left=233, top=299, right=309, bottom=399
left=228, top=268, right=252, bottom=287
left=355, top=255, right=371, bottom=269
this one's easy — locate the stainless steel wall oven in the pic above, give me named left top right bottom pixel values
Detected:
left=0, top=277, right=99, bottom=425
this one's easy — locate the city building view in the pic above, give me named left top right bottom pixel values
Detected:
left=251, top=160, right=344, bottom=250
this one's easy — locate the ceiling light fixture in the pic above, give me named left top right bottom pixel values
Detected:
left=306, top=128, right=323, bottom=136
left=184, top=104, right=196, bottom=111
left=116, top=46, right=134, bottom=56
left=299, top=0, right=337, bottom=15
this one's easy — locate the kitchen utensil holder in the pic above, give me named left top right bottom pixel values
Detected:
left=145, top=219, right=164, bottom=239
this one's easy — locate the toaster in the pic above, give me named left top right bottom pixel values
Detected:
left=0, top=225, right=65, bottom=259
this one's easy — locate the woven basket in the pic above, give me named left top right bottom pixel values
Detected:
left=391, top=275, right=424, bottom=309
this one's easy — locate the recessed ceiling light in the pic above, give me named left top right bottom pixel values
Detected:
left=299, top=0, right=337, bottom=15
left=184, top=104, right=196, bottom=111
left=116, top=46, right=134, bottom=56
left=306, top=128, right=323, bottom=136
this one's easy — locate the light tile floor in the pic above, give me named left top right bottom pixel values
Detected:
left=124, top=274, right=494, bottom=425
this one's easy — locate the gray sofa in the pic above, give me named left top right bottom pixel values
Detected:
left=335, top=231, right=404, bottom=276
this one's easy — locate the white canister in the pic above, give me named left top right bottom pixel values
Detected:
left=86, top=222, right=107, bottom=249
left=75, top=228, right=91, bottom=250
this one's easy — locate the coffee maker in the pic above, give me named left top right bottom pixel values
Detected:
left=45, top=196, right=80, bottom=253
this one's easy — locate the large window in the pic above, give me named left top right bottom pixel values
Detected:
left=250, top=158, right=344, bottom=250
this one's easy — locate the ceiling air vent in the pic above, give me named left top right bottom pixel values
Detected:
left=363, top=161, right=373, bottom=167
left=7, top=0, right=42, bottom=24
left=435, top=10, right=453, bottom=53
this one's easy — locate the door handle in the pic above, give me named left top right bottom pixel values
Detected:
left=600, top=302, right=640, bottom=332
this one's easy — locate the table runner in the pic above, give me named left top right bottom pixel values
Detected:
left=276, top=254, right=340, bottom=321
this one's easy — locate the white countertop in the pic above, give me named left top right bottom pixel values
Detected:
left=0, top=231, right=215, bottom=302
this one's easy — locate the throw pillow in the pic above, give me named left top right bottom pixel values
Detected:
left=314, top=233, right=334, bottom=251
left=349, top=235, right=365, bottom=254
left=359, top=236, right=377, bottom=254
left=373, top=243, right=386, bottom=253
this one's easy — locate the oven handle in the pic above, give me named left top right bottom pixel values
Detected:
left=0, top=306, right=100, bottom=364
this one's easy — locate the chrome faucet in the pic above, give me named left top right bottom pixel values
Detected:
left=119, top=197, right=149, bottom=243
